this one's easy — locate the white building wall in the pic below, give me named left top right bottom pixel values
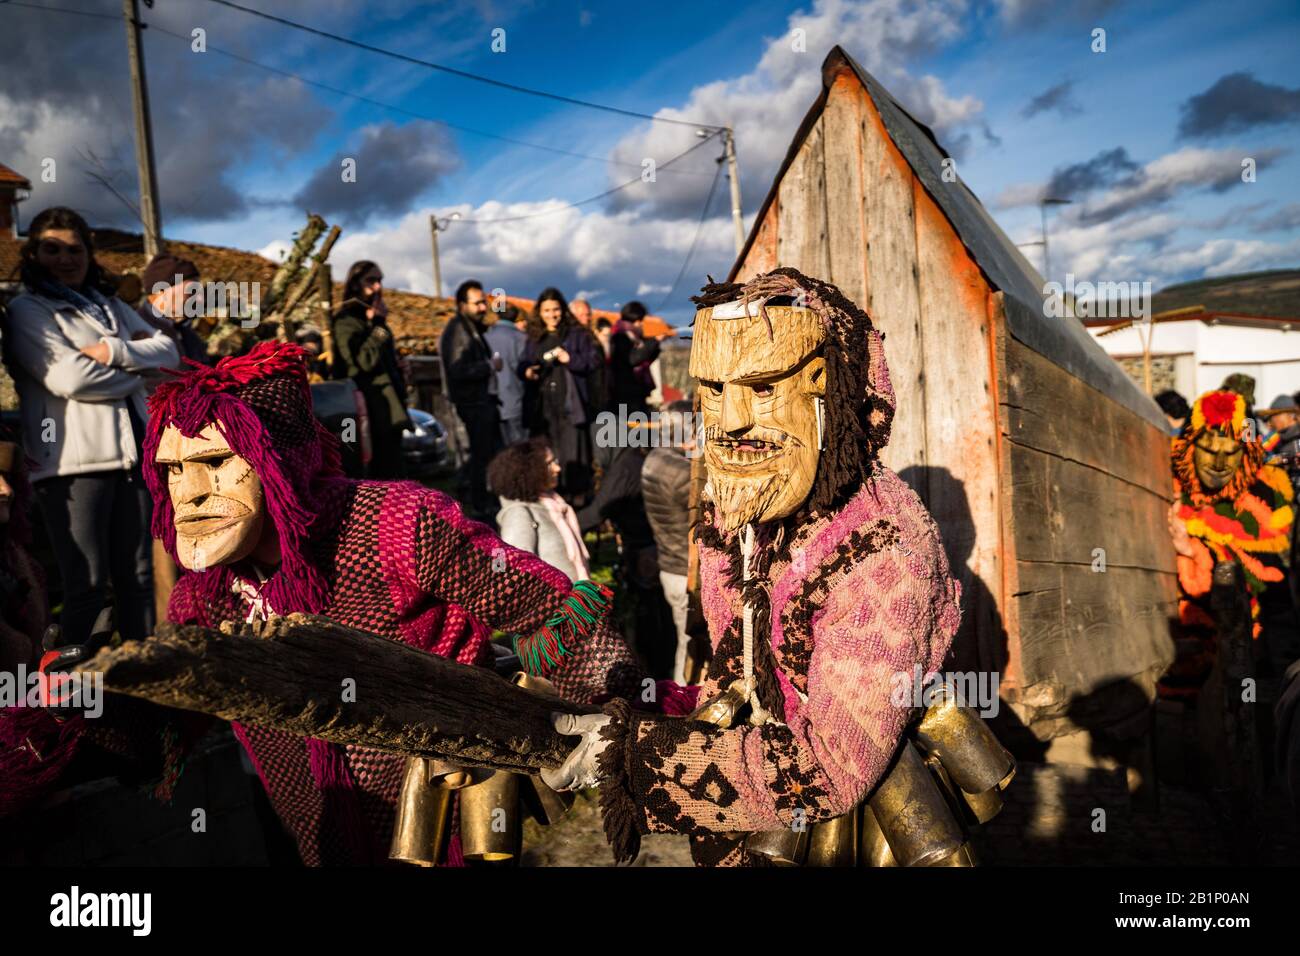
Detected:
left=1089, top=319, right=1300, bottom=402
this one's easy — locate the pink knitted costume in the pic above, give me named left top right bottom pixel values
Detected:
left=596, top=269, right=962, bottom=866
left=0, top=343, right=640, bottom=865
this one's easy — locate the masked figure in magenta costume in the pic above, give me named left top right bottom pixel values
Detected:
left=0, top=341, right=653, bottom=865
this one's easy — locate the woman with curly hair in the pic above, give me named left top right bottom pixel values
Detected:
left=488, top=438, right=589, bottom=583
left=518, top=287, right=601, bottom=500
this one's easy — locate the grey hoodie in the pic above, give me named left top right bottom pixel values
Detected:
left=4, top=290, right=180, bottom=481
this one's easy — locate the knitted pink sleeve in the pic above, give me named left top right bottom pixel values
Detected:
left=599, top=533, right=961, bottom=842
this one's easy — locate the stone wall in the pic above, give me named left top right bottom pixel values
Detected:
left=1114, top=354, right=1174, bottom=395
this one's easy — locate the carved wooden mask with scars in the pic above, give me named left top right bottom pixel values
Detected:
left=155, top=423, right=266, bottom=571
left=690, top=302, right=826, bottom=532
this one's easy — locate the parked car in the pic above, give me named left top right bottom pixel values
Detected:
left=402, top=408, right=452, bottom=478
left=310, top=380, right=371, bottom=478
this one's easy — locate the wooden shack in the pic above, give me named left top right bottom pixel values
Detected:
left=727, top=47, right=1176, bottom=743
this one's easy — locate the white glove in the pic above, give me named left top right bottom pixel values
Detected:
left=541, top=712, right=612, bottom=791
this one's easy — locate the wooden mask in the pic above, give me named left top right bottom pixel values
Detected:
left=1192, top=432, right=1244, bottom=491
left=690, top=302, right=827, bottom=532
left=155, top=423, right=267, bottom=571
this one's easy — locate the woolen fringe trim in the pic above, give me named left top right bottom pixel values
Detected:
left=513, top=579, right=613, bottom=676
left=595, top=697, right=642, bottom=864
left=0, top=707, right=84, bottom=815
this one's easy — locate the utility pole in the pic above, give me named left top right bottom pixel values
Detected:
left=429, top=215, right=442, bottom=299
left=429, top=212, right=460, bottom=299
left=122, top=0, right=163, bottom=259
left=723, top=127, right=745, bottom=255
left=1039, top=197, right=1072, bottom=285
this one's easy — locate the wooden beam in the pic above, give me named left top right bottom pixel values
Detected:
left=856, top=89, right=927, bottom=485
left=1006, top=440, right=1175, bottom=572
left=776, top=114, right=831, bottom=277
left=75, top=615, right=596, bottom=773
left=1001, top=336, right=1172, bottom=498
left=912, top=174, right=1002, bottom=679
left=1010, top=560, right=1175, bottom=725
left=821, top=73, right=867, bottom=308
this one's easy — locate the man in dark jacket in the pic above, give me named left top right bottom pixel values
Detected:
left=609, top=301, right=662, bottom=415
left=331, top=261, right=411, bottom=479
left=640, top=400, right=694, bottom=683
left=439, top=279, right=501, bottom=517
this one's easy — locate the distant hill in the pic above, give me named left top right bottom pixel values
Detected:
left=1151, top=269, right=1300, bottom=319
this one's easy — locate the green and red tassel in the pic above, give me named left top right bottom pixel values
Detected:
left=513, top=580, right=613, bottom=676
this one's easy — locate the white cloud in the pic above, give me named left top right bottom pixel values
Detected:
left=327, top=201, right=734, bottom=318
left=994, top=180, right=1048, bottom=209
left=258, top=240, right=292, bottom=264
left=1032, top=207, right=1300, bottom=291
left=1076, top=146, right=1284, bottom=224
left=604, top=0, right=983, bottom=219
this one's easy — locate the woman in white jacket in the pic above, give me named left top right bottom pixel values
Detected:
left=2, top=207, right=180, bottom=646
left=487, top=438, right=589, bottom=583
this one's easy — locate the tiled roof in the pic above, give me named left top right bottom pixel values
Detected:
left=0, top=163, right=31, bottom=189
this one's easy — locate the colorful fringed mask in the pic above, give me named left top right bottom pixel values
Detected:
left=1173, top=389, right=1260, bottom=506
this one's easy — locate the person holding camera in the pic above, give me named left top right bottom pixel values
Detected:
left=332, top=260, right=411, bottom=480
left=519, top=287, right=600, bottom=501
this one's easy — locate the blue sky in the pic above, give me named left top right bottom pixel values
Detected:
left=4, top=0, right=1299, bottom=321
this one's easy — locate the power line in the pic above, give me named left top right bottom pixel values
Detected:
left=457, top=131, right=722, bottom=223
left=200, top=0, right=723, bottom=131
left=1, top=0, right=119, bottom=20
left=655, top=160, right=724, bottom=313
left=2, top=1, right=716, bottom=177
left=139, top=21, right=714, bottom=178
left=6, top=0, right=730, bottom=258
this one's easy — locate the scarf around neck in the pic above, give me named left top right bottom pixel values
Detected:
left=540, top=491, right=589, bottom=580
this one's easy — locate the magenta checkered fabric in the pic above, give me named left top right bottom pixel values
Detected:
left=169, top=479, right=639, bottom=865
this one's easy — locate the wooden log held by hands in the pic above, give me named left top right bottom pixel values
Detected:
left=73, top=613, right=597, bottom=773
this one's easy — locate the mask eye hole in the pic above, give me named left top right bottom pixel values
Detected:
left=701, top=379, right=722, bottom=394
left=752, top=383, right=774, bottom=397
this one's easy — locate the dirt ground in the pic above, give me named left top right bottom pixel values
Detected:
left=521, top=761, right=1299, bottom=867
left=521, top=790, right=694, bottom=867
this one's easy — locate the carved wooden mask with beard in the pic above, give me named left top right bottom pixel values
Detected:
left=690, top=302, right=826, bottom=533
left=155, top=423, right=266, bottom=571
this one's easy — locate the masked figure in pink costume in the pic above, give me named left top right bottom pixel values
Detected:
left=1, top=341, right=640, bottom=865
left=543, top=269, right=966, bottom=866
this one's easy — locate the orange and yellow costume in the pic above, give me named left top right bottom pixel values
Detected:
left=1164, top=390, right=1295, bottom=698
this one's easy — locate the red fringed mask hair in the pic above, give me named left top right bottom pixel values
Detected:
left=143, top=341, right=349, bottom=616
